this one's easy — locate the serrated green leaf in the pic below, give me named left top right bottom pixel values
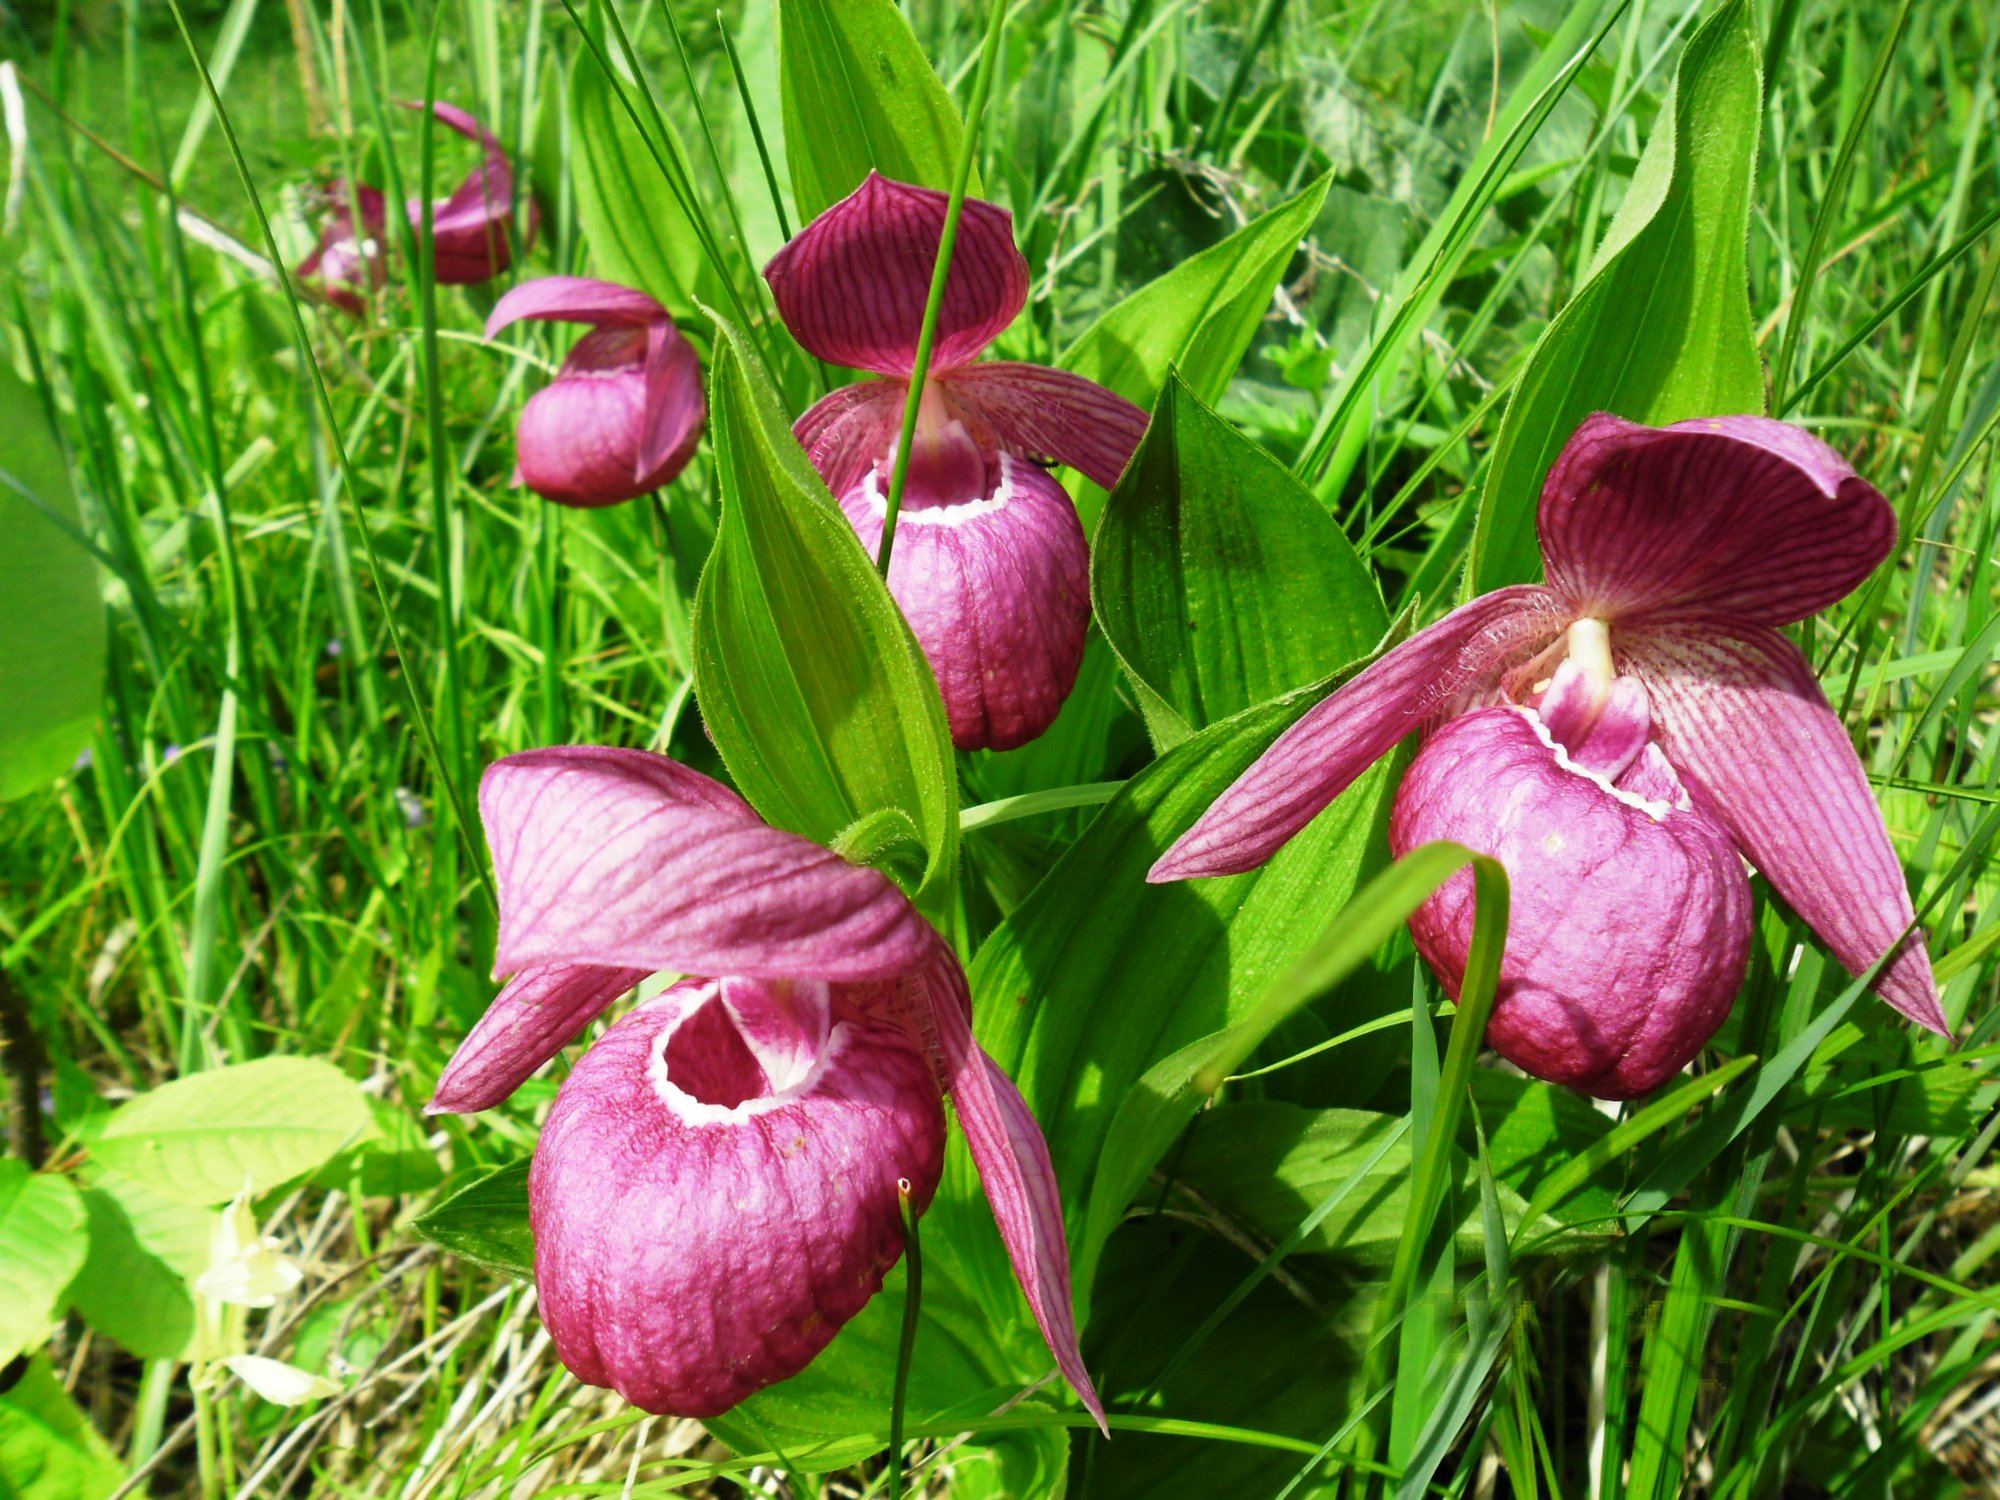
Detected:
left=410, top=1161, right=533, bottom=1280
left=0, top=359, right=104, bottom=802
left=776, top=0, right=972, bottom=222
left=692, top=310, right=958, bottom=905
left=1094, top=374, right=1384, bottom=748
left=568, top=46, right=712, bottom=316
left=65, top=1188, right=195, bottom=1362
left=89, top=1058, right=373, bottom=1208
left=0, top=1356, right=125, bottom=1500
left=1469, top=0, right=1765, bottom=593
left=0, top=1164, right=87, bottom=1367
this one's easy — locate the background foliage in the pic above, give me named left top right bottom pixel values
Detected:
left=1, top=0, right=1997, bottom=1496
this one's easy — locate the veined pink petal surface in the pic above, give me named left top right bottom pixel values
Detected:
left=1392, top=709, right=1752, bottom=1098
left=531, top=977, right=945, bottom=1416
left=1540, top=414, right=1897, bottom=625
left=905, top=952, right=1106, bottom=1430
left=793, top=380, right=908, bottom=496
left=638, top=322, right=706, bottom=480
left=1626, top=620, right=1947, bottom=1033
left=486, top=276, right=666, bottom=336
left=840, top=456, right=1090, bottom=751
left=1151, top=586, right=1570, bottom=881
left=429, top=962, right=647, bottom=1114
left=480, top=747, right=934, bottom=981
left=421, top=156, right=530, bottom=284
left=764, top=172, right=1028, bottom=376
left=942, top=363, right=1150, bottom=491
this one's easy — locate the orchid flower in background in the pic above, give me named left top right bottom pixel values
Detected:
left=297, top=101, right=534, bottom=311
left=429, top=748, right=1101, bottom=1423
left=764, top=173, right=1149, bottom=752
left=485, top=278, right=705, bottom=507
left=1153, top=414, right=1946, bottom=1099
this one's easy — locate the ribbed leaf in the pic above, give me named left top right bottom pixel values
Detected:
left=0, top=359, right=104, bottom=801
left=1469, top=0, right=1765, bottom=592
left=776, top=0, right=972, bottom=221
left=691, top=311, right=957, bottom=903
left=411, top=1161, right=533, bottom=1280
left=0, top=1163, right=87, bottom=1366
left=1094, top=374, right=1384, bottom=748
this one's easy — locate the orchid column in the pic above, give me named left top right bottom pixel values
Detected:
left=766, top=173, right=1149, bottom=751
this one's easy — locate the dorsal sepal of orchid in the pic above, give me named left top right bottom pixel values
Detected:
left=529, top=975, right=946, bottom=1416
left=1154, top=410, right=1942, bottom=1045
left=763, top=171, right=1028, bottom=376
left=487, top=278, right=705, bottom=506
left=1392, top=706, right=1753, bottom=1099
left=1539, top=413, right=1897, bottom=625
left=841, top=455, right=1091, bottom=751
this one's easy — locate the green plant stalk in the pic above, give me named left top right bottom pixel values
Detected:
left=876, top=0, right=1010, bottom=575
left=1350, top=853, right=1509, bottom=1488
left=887, top=1183, right=924, bottom=1500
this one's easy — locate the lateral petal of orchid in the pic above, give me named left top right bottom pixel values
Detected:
left=911, top=951, right=1105, bottom=1431
left=1150, top=586, right=1569, bottom=880
left=637, top=322, right=707, bottom=482
left=481, top=747, right=934, bottom=982
left=940, top=363, right=1150, bottom=492
left=1626, top=620, right=1947, bottom=1033
left=429, top=962, right=647, bottom=1114
left=420, top=156, right=528, bottom=284
left=764, top=172, right=1028, bottom=376
left=793, top=379, right=908, bottom=496
left=485, top=276, right=666, bottom=339
left=1540, top=414, right=1897, bottom=626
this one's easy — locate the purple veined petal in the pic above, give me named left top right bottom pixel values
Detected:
left=793, top=379, right=908, bottom=496
left=841, top=455, right=1090, bottom=752
left=905, top=951, right=1106, bottom=1431
left=1536, top=661, right=1651, bottom=782
left=429, top=962, right=648, bottom=1114
left=1625, top=618, right=1948, bottom=1034
left=763, top=172, right=1028, bottom=377
left=515, top=328, right=658, bottom=507
left=1540, top=414, right=1897, bottom=627
left=637, top=321, right=707, bottom=482
left=481, top=747, right=936, bottom=982
left=418, top=156, right=531, bottom=285
left=1392, top=708, right=1752, bottom=1099
left=531, top=976, right=945, bottom=1416
left=486, top=276, right=667, bottom=339
left=1150, top=586, right=1570, bottom=881
left=941, top=362, right=1150, bottom=492
left=400, top=98, right=506, bottom=155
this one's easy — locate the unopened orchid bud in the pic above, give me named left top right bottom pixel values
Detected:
left=486, top=278, right=705, bottom=508
left=1389, top=705, right=1752, bottom=1099
left=530, top=976, right=944, bottom=1416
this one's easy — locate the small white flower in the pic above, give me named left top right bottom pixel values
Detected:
left=194, top=1189, right=303, bottom=1309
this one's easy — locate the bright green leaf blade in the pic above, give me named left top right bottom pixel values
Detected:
left=692, top=309, right=958, bottom=902
left=65, top=1188, right=195, bottom=1361
left=568, top=47, right=711, bottom=315
left=1094, top=374, right=1384, bottom=741
left=0, top=1356, right=126, bottom=1500
left=1063, top=172, right=1331, bottom=412
left=1468, top=0, right=1766, bottom=593
left=90, top=1058, right=374, bottom=1207
left=0, top=360, right=105, bottom=801
left=0, top=1163, right=88, bottom=1367
left=776, top=0, right=972, bottom=221
left=410, top=1160, right=534, bottom=1280
left=928, top=677, right=1400, bottom=1337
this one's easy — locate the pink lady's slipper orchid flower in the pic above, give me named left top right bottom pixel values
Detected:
left=429, top=748, right=1102, bottom=1423
left=298, top=101, right=534, bottom=310
left=1152, top=414, right=1947, bottom=1099
left=764, top=173, right=1150, bottom=751
left=485, top=278, right=705, bottom=507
